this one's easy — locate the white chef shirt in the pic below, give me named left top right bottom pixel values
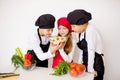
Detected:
left=27, top=30, right=55, bottom=61
left=77, top=23, right=103, bottom=72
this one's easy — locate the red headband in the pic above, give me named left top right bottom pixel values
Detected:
left=57, top=17, right=73, bottom=32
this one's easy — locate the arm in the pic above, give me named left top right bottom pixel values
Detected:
left=86, top=30, right=97, bottom=72
left=27, top=34, right=55, bottom=61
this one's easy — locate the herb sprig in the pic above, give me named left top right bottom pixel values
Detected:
left=52, top=61, right=70, bottom=76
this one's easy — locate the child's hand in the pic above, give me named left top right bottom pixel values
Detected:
left=50, top=42, right=65, bottom=54
left=91, top=71, right=98, bottom=77
left=49, top=43, right=60, bottom=54
left=58, top=42, right=66, bottom=49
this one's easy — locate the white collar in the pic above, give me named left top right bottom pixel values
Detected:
left=40, top=36, right=50, bottom=45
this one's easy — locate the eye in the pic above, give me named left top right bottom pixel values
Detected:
left=63, top=27, right=67, bottom=29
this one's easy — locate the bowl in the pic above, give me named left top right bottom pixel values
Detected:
left=50, top=36, right=68, bottom=45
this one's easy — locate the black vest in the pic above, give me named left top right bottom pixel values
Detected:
left=77, top=32, right=104, bottom=80
left=77, top=33, right=88, bottom=71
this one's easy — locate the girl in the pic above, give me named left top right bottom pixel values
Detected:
left=52, top=17, right=76, bottom=68
left=27, top=14, right=63, bottom=67
left=67, top=9, right=105, bottom=80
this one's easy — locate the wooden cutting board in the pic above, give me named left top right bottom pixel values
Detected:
left=0, top=76, right=19, bottom=80
left=0, top=73, right=19, bottom=80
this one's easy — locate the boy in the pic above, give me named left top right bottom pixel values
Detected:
left=67, top=9, right=105, bottom=80
left=27, top=14, right=63, bottom=67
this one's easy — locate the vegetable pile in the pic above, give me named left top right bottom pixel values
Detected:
left=69, top=62, right=86, bottom=77
left=51, top=62, right=86, bottom=77
left=11, top=48, right=35, bottom=70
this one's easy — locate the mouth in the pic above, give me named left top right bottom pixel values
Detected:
left=47, top=34, right=51, bottom=37
left=60, top=33, right=65, bottom=36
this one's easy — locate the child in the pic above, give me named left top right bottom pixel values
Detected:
left=52, top=17, right=76, bottom=68
left=67, top=9, right=105, bottom=80
left=27, top=14, right=63, bottom=67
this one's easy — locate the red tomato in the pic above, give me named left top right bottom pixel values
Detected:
left=24, top=59, right=31, bottom=67
left=75, top=64, right=81, bottom=72
left=79, top=64, right=86, bottom=71
left=79, top=70, right=84, bottom=75
left=76, top=64, right=86, bottom=75
left=69, top=69, right=78, bottom=77
left=70, top=62, right=77, bottom=69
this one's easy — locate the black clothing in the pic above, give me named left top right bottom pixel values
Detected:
left=27, top=29, right=50, bottom=67
left=67, top=9, right=92, bottom=25
left=35, top=14, right=55, bottom=29
left=77, top=33, right=105, bottom=80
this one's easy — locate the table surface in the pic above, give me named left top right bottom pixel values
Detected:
left=15, top=67, right=94, bottom=80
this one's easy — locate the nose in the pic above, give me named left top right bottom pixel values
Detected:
left=71, top=26, right=75, bottom=31
left=49, top=31, right=52, bottom=35
left=50, top=29, right=53, bottom=33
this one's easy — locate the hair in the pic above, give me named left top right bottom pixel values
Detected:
left=55, top=32, right=72, bottom=55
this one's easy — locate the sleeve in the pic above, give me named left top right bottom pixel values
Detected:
left=27, top=33, right=55, bottom=61
left=59, top=37, right=76, bottom=63
left=86, top=30, right=97, bottom=72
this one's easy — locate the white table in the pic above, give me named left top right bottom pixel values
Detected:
left=16, top=67, right=94, bottom=80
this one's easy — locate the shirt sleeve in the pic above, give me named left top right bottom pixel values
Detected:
left=59, top=37, right=76, bottom=63
left=86, top=30, right=97, bottom=72
left=27, top=33, right=55, bottom=61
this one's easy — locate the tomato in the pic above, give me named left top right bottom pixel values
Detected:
left=75, top=64, right=81, bottom=72
left=69, top=62, right=86, bottom=76
left=79, top=70, right=84, bottom=75
left=70, top=62, right=77, bottom=69
left=24, top=59, right=31, bottom=67
left=69, top=69, right=78, bottom=77
left=76, top=64, right=86, bottom=75
left=79, top=64, right=86, bottom=71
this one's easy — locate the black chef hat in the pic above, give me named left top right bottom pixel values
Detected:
left=67, top=9, right=92, bottom=25
left=35, top=14, right=55, bottom=29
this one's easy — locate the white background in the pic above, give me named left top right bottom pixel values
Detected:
left=0, top=0, right=120, bottom=80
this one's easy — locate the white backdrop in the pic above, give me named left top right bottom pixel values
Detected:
left=0, top=0, right=120, bottom=80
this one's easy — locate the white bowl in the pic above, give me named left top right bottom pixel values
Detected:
left=50, top=36, right=68, bottom=45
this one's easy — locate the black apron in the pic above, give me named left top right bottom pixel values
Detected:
left=77, top=33, right=105, bottom=80
left=27, top=29, right=50, bottom=67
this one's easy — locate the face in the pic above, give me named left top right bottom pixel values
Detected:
left=39, top=28, right=53, bottom=37
left=58, top=25, right=69, bottom=37
left=71, top=24, right=87, bottom=33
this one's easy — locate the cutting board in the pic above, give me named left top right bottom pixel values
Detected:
left=0, top=73, right=19, bottom=80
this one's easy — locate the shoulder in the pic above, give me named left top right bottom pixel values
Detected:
left=86, top=23, right=100, bottom=36
left=86, top=24, right=102, bottom=43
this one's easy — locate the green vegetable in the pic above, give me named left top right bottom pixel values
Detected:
left=11, top=47, right=25, bottom=70
left=15, top=47, right=24, bottom=61
left=52, top=62, right=70, bottom=76
left=11, top=54, right=24, bottom=70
